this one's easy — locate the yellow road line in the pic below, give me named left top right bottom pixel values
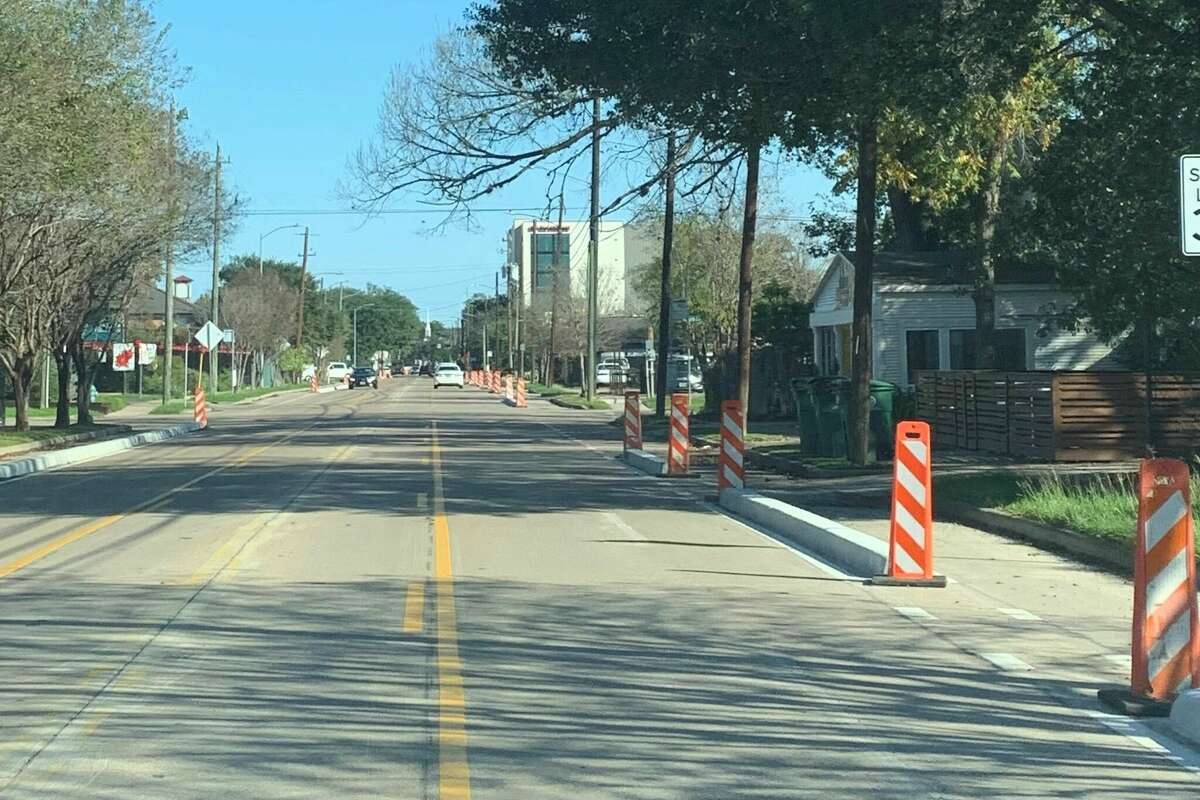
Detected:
left=0, top=391, right=375, bottom=582
left=403, top=582, right=425, bottom=634
left=431, top=422, right=471, bottom=799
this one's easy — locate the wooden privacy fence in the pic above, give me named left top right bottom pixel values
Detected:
left=916, top=371, right=1200, bottom=462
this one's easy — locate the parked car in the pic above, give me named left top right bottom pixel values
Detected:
left=348, top=366, right=378, bottom=389
left=666, top=354, right=704, bottom=392
left=595, top=358, right=631, bottom=386
left=326, top=361, right=352, bottom=383
left=300, top=364, right=317, bottom=382
left=419, top=362, right=434, bottom=377
left=433, top=362, right=464, bottom=389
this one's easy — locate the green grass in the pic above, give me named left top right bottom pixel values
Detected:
left=20, top=393, right=128, bottom=419
left=553, top=394, right=613, bottom=411
left=0, top=423, right=106, bottom=448
left=640, top=393, right=706, bottom=415
left=528, top=382, right=575, bottom=398
left=150, top=400, right=188, bottom=415
left=208, top=384, right=305, bottom=404
left=936, top=471, right=1165, bottom=544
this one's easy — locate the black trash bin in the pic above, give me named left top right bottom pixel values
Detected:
left=790, top=378, right=820, bottom=456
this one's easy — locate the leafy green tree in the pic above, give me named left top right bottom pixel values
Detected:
left=343, top=286, right=422, bottom=365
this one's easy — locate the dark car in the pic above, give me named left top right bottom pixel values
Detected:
left=348, top=366, right=378, bottom=389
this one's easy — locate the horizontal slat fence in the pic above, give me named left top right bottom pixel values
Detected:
left=915, top=371, right=1200, bottom=462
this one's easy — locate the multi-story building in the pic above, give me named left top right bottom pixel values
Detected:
left=505, top=218, right=658, bottom=316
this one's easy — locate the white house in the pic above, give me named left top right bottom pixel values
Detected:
left=505, top=218, right=657, bottom=316
left=809, top=251, right=1117, bottom=386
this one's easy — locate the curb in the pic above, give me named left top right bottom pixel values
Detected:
left=718, top=488, right=888, bottom=577
left=229, top=388, right=305, bottom=405
left=0, top=422, right=202, bottom=483
left=1170, top=690, right=1200, bottom=748
left=0, top=424, right=134, bottom=460
left=624, top=449, right=667, bottom=477
left=937, top=501, right=1131, bottom=575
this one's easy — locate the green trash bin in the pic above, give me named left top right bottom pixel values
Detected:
left=811, top=377, right=850, bottom=458
left=869, top=380, right=898, bottom=460
left=790, top=378, right=820, bottom=456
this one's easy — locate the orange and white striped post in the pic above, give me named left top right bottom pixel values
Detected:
left=516, top=377, right=527, bottom=408
left=1132, top=459, right=1199, bottom=704
left=872, top=421, right=946, bottom=587
left=718, top=400, right=745, bottom=492
left=490, top=370, right=500, bottom=394
left=309, top=374, right=318, bottom=392
left=623, top=391, right=642, bottom=452
left=194, top=353, right=209, bottom=429
left=503, top=375, right=513, bottom=402
left=667, top=393, right=689, bottom=475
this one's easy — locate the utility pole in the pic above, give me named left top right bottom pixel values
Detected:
left=209, top=142, right=222, bottom=393
left=548, top=194, right=565, bottom=386
left=656, top=131, right=677, bottom=418
left=296, top=226, right=311, bottom=348
left=517, top=241, right=525, bottom=381
left=586, top=96, right=601, bottom=402
left=163, top=102, right=177, bottom=404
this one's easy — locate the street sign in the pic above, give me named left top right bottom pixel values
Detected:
left=1180, top=155, right=1200, bottom=255
left=670, top=299, right=688, bottom=320
left=222, top=329, right=236, bottom=345
left=112, top=343, right=135, bottom=372
left=137, top=342, right=157, bottom=363
left=194, top=320, right=223, bottom=351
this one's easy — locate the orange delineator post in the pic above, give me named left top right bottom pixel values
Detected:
left=718, top=400, right=745, bottom=492
left=490, top=370, right=500, bottom=394
left=1132, top=458, right=1200, bottom=703
left=194, top=353, right=209, bottom=428
left=872, top=421, right=946, bottom=587
left=667, top=393, right=689, bottom=475
left=503, top=375, right=513, bottom=402
left=516, top=378, right=527, bottom=408
left=623, top=391, right=642, bottom=451
left=309, top=375, right=318, bottom=392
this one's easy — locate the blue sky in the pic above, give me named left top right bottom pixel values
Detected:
left=158, top=1, right=834, bottom=324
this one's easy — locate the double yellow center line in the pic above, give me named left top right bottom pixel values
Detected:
left=431, top=422, right=471, bottom=799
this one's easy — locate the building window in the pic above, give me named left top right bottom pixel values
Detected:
left=905, top=330, right=940, bottom=383
left=532, top=232, right=569, bottom=291
left=949, top=328, right=1026, bottom=370
left=818, top=327, right=839, bottom=376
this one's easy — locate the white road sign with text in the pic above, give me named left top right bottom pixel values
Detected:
left=1180, top=155, right=1200, bottom=255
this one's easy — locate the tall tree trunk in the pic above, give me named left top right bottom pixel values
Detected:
left=72, top=340, right=94, bottom=425
left=0, top=368, right=5, bottom=427
left=887, top=187, right=937, bottom=251
left=53, top=348, right=72, bottom=428
left=974, top=130, right=1009, bottom=370
left=656, top=131, right=678, bottom=418
left=849, top=115, right=880, bottom=465
left=10, top=367, right=31, bottom=432
left=736, top=144, right=761, bottom=428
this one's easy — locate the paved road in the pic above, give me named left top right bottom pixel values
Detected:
left=0, top=378, right=1197, bottom=798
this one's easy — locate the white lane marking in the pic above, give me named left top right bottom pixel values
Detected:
left=894, top=606, right=936, bottom=621
left=980, top=652, right=1034, bottom=671
left=604, top=512, right=647, bottom=541
left=416, top=492, right=428, bottom=511
left=1086, top=710, right=1200, bottom=777
left=998, top=607, right=1043, bottom=622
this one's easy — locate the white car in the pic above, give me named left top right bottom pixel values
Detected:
left=595, top=359, right=630, bottom=386
left=433, top=362, right=464, bottom=389
left=326, top=361, right=352, bottom=383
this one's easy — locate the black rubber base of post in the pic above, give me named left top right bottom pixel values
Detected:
left=867, top=575, right=949, bottom=588
left=1096, top=688, right=1174, bottom=717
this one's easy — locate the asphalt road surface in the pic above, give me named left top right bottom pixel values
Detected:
left=0, top=378, right=1198, bottom=798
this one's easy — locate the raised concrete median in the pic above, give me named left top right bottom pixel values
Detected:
left=718, top=489, right=888, bottom=577
left=1170, top=690, right=1200, bottom=747
left=0, top=422, right=202, bottom=482
left=623, top=449, right=667, bottom=477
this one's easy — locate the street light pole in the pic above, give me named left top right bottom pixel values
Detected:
left=258, top=223, right=301, bottom=274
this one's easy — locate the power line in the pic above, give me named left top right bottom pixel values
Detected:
left=237, top=206, right=549, bottom=217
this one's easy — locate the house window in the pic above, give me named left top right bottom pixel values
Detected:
left=949, top=328, right=1026, bottom=370
left=532, top=232, right=569, bottom=291
left=818, top=328, right=839, bottom=375
left=905, top=330, right=940, bottom=383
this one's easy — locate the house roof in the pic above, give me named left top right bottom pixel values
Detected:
left=125, top=283, right=200, bottom=319
left=173, top=274, right=193, bottom=284
left=836, top=250, right=1056, bottom=286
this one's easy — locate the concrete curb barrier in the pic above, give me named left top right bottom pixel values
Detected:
left=1170, top=690, right=1200, bottom=747
left=0, top=422, right=202, bottom=483
left=938, top=501, right=1131, bottom=574
left=719, top=489, right=888, bottom=577
left=0, top=424, right=134, bottom=460
left=624, top=449, right=667, bottom=477
left=316, top=384, right=350, bottom=394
